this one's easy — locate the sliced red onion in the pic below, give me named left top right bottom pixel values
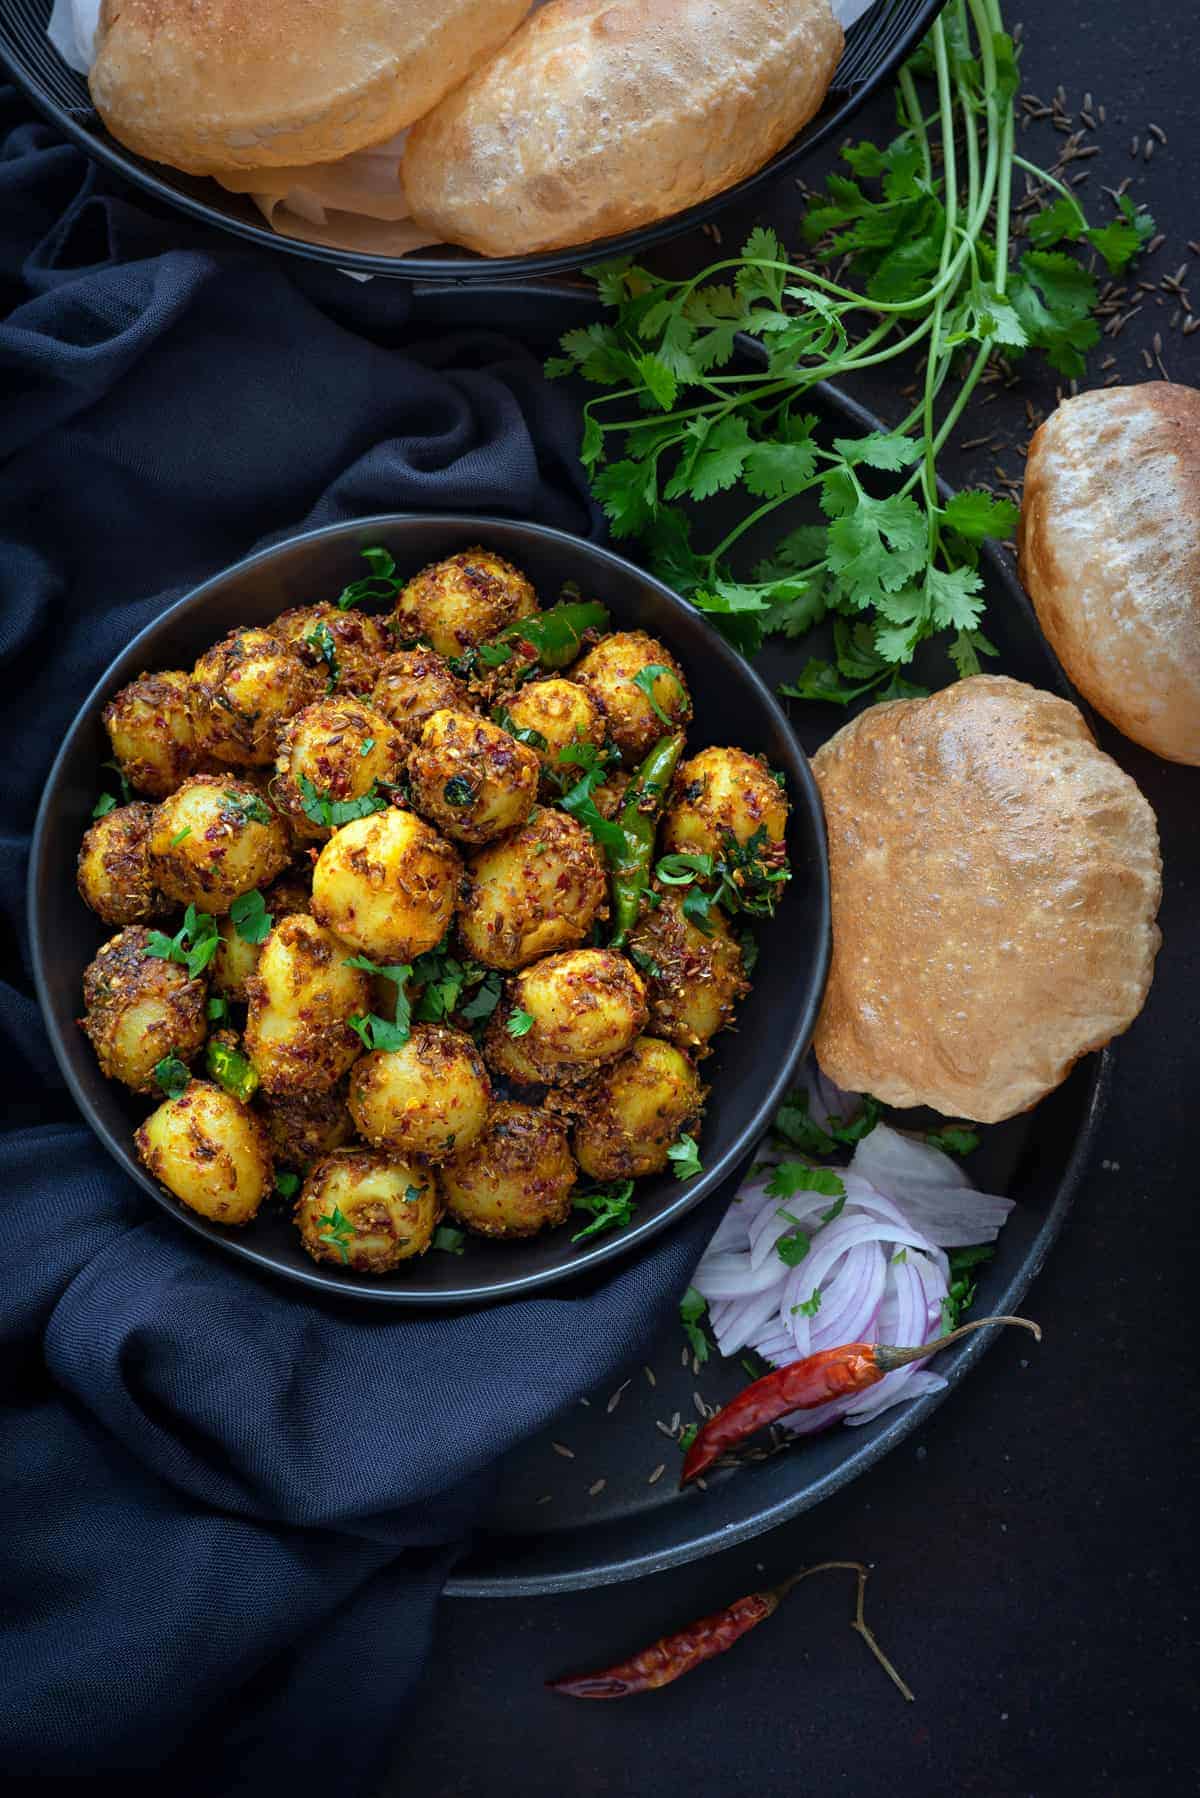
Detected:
left=851, top=1124, right=1014, bottom=1245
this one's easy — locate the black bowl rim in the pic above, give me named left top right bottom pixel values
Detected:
left=0, top=0, right=948, bottom=283
left=28, top=513, right=831, bottom=1308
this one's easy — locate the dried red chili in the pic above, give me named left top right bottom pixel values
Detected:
left=681, top=1315, right=1041, bottom=1486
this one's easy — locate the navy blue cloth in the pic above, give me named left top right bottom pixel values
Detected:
left=0, top=90, right=720, bottom=1792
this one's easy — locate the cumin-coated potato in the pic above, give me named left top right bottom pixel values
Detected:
left=407, top=709, right=539, bottom=845
left=136, top=1079, right=273, bottom=1226
left=310, top=807, right=461, bottom=962
left=662, top=746, right=788, bottom=864
left=573, top=1036, right=705, bottom=1181
left=210, top=862, right=313, bottom=1001
left=628, top=892, right=749, bottom=1055
left=102, top=669, right=200, bottom=798
left=272, top=601, right=392, bottom=696
left=500, top=678, right=605, bottom=779
left=147, top=775, right=291, bottom=913
left=505, top=948, right=647, bottom=1080
left=456, top=809, right=607, bottom=970
left=370, top=647, right=473, bottom=740
left=348, top=1023, right=491, bottom=1159
left=571, top=631, right=691, bottom=760
left=191, top=627, right=321, bottom=765
left=244, top=912, right=370, bottom=1096
left=295, top=1149, right=440, bottom=1272
left=480, top=1008, right=546, bottom=1087
left=393, top=547, right=537, bottom=660
left=272, top=700, right=406, bottom=841
left=441, top=1101, right=576, bottom=1239
left=81, top=926, right=207, bottom=1094
left=259, top=1081, right=356, bottom=1168
left=76, top=801, right=167, bottom=927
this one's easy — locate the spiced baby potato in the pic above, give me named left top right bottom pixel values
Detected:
left=190, top=627, right=321, bottom=765
left=272, top=601, right=392, bottom=696
left=369, top=647, right=473, bottom=740
left=244, top=912, right=370, bottom=1096
left=393, top=546, right=537, bottom=660
left=662, top=746, right=789, bottom=864
left=456, top=809, right=607, bottom=970
left=295, top=1149, right=440, bottom=1271
left=272, top=699, right=406, bottom=840
left=136, top=1079, right=273, bottom=1226
left=480, top=1008, right=546, bottom=1088
left=260, top=1081, right=356, bottom=1168
left=628, top=893, right=749, bottom=1055
left=441, top=1101, right=576, bottom=1239
left=407, top=709, right=539, bottom=845
left=500, top=678, right=605, bottom=779
left=506, top=948, right=648, bottom=1079
left=102, top=669, right=199, bottom=797
left=573, top=1036, right=705, bottom=1181
left=211, top=862, right=313, bottom=1001
left=348, top=1023, right=491, bottom=1159
left=310, top=807, right=461, bottom=962
left=147, top=775, right=291, bottom=913
left=76, top=801, right=167, bottom=927
left=571, top=630, right=691, bottom=760
left=81, top=926, right=208, bottom=1094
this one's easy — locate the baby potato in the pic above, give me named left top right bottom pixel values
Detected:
left=295, top=1149, right=440, bottom=1272
left=136, top=1079, right=273, bottom=1226
left=480, top=1009, right=547, bottom=1087
left=311, top=807, right=461, bottom=962
left=82, top=926, right=208, bottom=1094
left=441, top=1101, right=575, bottom=1239
left=407, top=709, right=539, bottom=845
left=370, top=647, right=472, bottom=740
left=571, top=631, right=691, bottom=760
left=272, top=601, right=392, bottom=696
left=348, top=1024, right=491, bottom=1159
left=102, top=670, right=200, bottom=798
left=505, top=948, right=647, bottom=1080
left=573, top=1036, right=705, bottom=1180
left=148, top=775, right=291, bottom=913
left=498, top=679, right=605, bottom=780
left=76, top=801, right=167, bottom=927
left=191, top=627, right=321, bottom=765
left=272, top=700, right=406, bottom=840
left=259, top=1081, right=355, bottom=1168
left=628, top=893, right=749, bottom=1055
left=211, top=862, right=312, bottom=1000
left=662, top=746, right=789, bottom=865
left=393, top=547, right=537, bottom=659
left=456, top=809, right=607, bottom=969
left=244, top=912, right=371, bottom=1095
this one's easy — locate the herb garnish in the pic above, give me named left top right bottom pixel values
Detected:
left=666, top=1133, right=703, bottom=1181
left=296, top=774, right=389, bottom=830
left=554, top=741, right=627, bottom=861
left=145, top=904, right=221, bottom=979
left=926, top=1124, right=981, bottom=1157
left=304, top=621, right=340, bottom=692
left=680, top=1286, right=710, bottom=1364
left=766, top=1163, right=846, bottom=1201
left=494, top=708, right=549, bottom=752
left=571, top=1179, right=637, bottom=1243
left=206, top=996, right=230, bottom=1024
left=791, top=1289, right=823, bottom=1319
left=632, top=663, right=684, bottom=727
left=230, top=888, right=273, bottom=945
left=345, top=954, right=413, bottom=1051
left=317, top=1205, right=355, bottom=1264
left=169, top=827, right=192, bottom=846
left=432, top=1225, right=466, bottom=1256
left=505, top=1008, right=535, bottom=1038
left=91, top=793, right=118, bottom=819
left=275, top=1170, right=301, bottom=1200
left=153, top=1054, right=191, bottom=1099
left=442, top=774, right=476, bottom=808
left=222, top=789, right=273, bottom=826
left=336, top=545, right=400, bottom=612
left=773, top=1088, right=880, bottom=1156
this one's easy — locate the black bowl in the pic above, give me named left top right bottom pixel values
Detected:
left=29, top=516, right=830, bottom=1307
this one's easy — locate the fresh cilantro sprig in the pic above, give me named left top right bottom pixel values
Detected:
left=336, top=545, right=401, bottom=612
left=153, top=1054, right=191, bottom=1099
left=304, top=621, right=340, bottom=692
left=297, top=774, right=390, bottom=830
left=230, top=889, right=272, bottom=945
left=145, top=904, right=221, bottom=979
left=554, top=740, right=626, bottom=862
left=505, top=1008, right=535, bottom=1038
left=317, top=1205, right=355, bottom=1264
left=680, top=1286, right=711, bottom=1364
left=666, top=1133, right=703, bottom=1181
left=773, top=1088, right=881, bottom=1156
left=571, top=1180, right=637, bottom=1243
left=345, top=954, right=413, bottom=1051
left=93, top=759, right=133, bottom=817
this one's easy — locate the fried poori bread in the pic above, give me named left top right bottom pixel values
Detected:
left=1018, top=382, right=1200, bottom=766
left=812, top=676, right=1162, bottom=1123
left=89, top=0, right=534, bottom=176
left=403, top=0, right=844, bottom=256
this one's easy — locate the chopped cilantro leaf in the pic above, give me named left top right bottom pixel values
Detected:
left=433, top=1225, right=466, bottom=1256
left=666, top=1133, right=703, bottom=1181
left=570, top=1180, right=636, bottom=1243
left=680, top=1286, right=710, bottom=1364
left=505, top=1008, right=535, bottom=1038
left=153, top=1054, right=190, bottom=1099
left=230, top=888, right=273, bottom=945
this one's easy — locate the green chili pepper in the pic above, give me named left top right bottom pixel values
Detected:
left=610, top=732, right=686, bottom=946
left=492, top=599, right=610, bottom=670
left=205, top=1035, right=261, bottom=1104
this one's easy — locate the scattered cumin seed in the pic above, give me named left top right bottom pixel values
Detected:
left=1130, top=136, right=1140, bottom=158
left=1100, top=354, right=1117, bottom=369
left=1116, top=177, right=1133, bottom=197
left=1104, top=371, right=1123, bottom=385
left=1080, top=110, right=1095, bottom=130
left=1070, top=172, right=1090, bottom=187
left=588, top=1478, right=607, bottom=1497
left=536, top=1494, right=553, bottom=1506
left=643, top=1365, right=657, bottom=1388
left=578, top=1396, right=591, bottom=1407
left=647, top=1464, right=666, bottom=1486
left=1149, top=123, right=1167, bottom=144
left=1146, top=233, right=1166, bottom=256
left=670, top=1410, right=681, bottom=1432
left=1185, top=315, right=1200, bottom=335
left=606, top=1380, right=631, bottom=1415
left=680, top=1346, right=689, bottom=1369
left=693, top=1391, right=709, bottom=1419
left=694, top=1476, right=709, bottom=1492
left=1170, top=308, right=1181, bottom=329
left=1141, top=347, right=1154, bottom=369
left=1099, top=104, right=1107, bottom=123
left=1153, top=331, right=1164, bottom=355
left=1189, top=241, right=1200, bottom=258
left=1144, top=140, right=1155, bottom=161
left=655, top=1419, right=676, bottom=1438
left=551, top=1442, right=575, bottom=1460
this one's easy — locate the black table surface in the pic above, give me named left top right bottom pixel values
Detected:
left=384, top=2, right=1199, bottom=1793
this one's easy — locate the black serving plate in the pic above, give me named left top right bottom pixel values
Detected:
left=28, top=516, right=830, bottom=1308
left=1, top=0, right=947, bottom=281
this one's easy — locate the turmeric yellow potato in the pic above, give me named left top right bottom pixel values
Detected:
left=393, top=547, right=537, bottom=659
left=571, top=631, right=691, bottom=760
left=407, top=709, right=539, bottom=845
left=272, top=700, right=406, bottom=841
left=295, top=1150, right=440, bottom=1272
left=348, top=1024, right=491, bottom=1159
left=244, top=913, right=371, bottom=1096
left=573, top=1037, right=705, bottom=1181
left=627, top=893, right=749, bottom=1055
left=370, top=647, right=473, bottom=740
left=259, top=1082, right=356, bottom=1168
left=81, top=926, right=207, bottom=1094
left=147, top=775, right=291, bottom=913
left=272, top=601, right=392, bottom=696
left=662, top=746, right=789, bottom=864
left=456, top=809, right=607, bottom=970
left=136, top=1079, right=273, bottom=1226
left=441, top=1102, right=576, bottom=1239
left=310, top=807, right=461, bottom=962
left=498, top=678, right=605, bottom=780
left=102, top=670, right=200, bottom=797
left=191, top=627, right=321, bottom=765
left=504, top=948, right=647, bottom=1081
left=76, top=801, right=167, bottom=927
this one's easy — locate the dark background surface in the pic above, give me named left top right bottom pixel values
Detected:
left=384, top=2, right=1199, bottom=1794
